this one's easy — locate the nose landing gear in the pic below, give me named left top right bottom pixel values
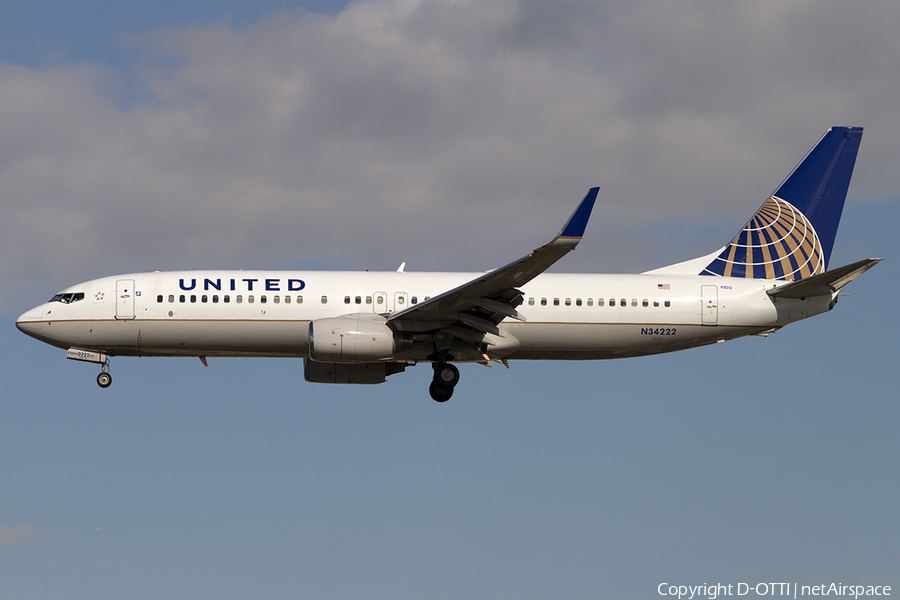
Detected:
left=97, top=359, right=112, bottom=388
left=66, top=348, right=113, bottom=389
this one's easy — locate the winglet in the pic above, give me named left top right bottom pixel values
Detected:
left=557, top=187, right=599, bottom=240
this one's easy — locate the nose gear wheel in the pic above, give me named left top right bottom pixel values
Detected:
left=97, top=358, right=112, bottom=388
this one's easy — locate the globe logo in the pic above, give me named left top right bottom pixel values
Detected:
left=702, top=197, right=824, bottom=281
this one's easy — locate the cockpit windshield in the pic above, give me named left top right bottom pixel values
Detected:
left=49, top=292, right=85, bottom=304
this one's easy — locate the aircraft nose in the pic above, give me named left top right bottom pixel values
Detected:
left=15, top=306, right=43, bottom=339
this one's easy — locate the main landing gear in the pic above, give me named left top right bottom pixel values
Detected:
left=429, top=362, right=460, bottom=402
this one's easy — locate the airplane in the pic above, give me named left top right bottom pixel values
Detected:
left=16, top=126, right=881, bottom=401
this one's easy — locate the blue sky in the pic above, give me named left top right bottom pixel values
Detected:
left=2, top=1, right=898, bottom=598
left=1, top=1, right=348, bottom=65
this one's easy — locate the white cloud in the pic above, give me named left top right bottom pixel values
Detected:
left=2, top=0, right=899, bottom=309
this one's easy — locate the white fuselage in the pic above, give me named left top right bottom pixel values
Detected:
left=15, top=269, right=833, bottom=362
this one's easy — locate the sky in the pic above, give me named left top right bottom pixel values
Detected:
left=1, top=1, right=898, bottom=598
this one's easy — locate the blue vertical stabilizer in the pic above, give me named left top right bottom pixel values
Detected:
left=702, top=127, right=863, bottom=280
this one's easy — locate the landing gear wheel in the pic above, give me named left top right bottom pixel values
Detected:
left=97, top=372, right=112, bottom=388
left=435, top=363, right=460, bottom=387
left=429, top=381, right=454, bottom=402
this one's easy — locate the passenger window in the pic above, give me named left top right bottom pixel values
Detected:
left=587, top=298, right=593, bottom=306
left=553, top=298, right=560, bottom=306
left=297, top=296, right=303, bottom=304
left=665, top=300, right=671, bottom=308
left=398, top=296, right=405, bottom=305
left=631, top=299, right=637, bottom=307
left=598, top=298, right=604, bottom=307
left=424, top=296, right=431, bottom=301
left=610, top=299, right=615, bottom=307
left=190, top=295, right=197, bottom=303
left=619, top=299, right=626, bottom=307
left=284, top=296, right=290, bottom=304
left=168, top=295, right=175, bottom=303
left=213, top=295, right=219, bottom=303
left=653, top=300, right=659, bottom=307
left=642, top=299, right=648, bottom=307
left=321, top=296, right=328, bottom=304
left=528, top=298, right=535, bottom=306
left=411, top=296, right=418, bottom=304
left=356, top=296, right=362, bottom=304
left=261, top=295, right=267, bottom=304
left=180, top=295, right=186, bottom=303
left=248, top=295, right=254, bottom=304
left=224, top=295, right=230, bottom=303
left=376, top=296, right=383, bottom=305
left=236, top=295, right=243, bottom=304
left=565, top=298, right=571, bottom=306
left=201, top=295, right=208, bottom=303
left=344, top=296, right=351, bottom=304
left=576, top=298, right=582, bottom=306
left=541, top=298, right=547, bottom=306
left=366, top=296, right=372, bottom=305
left=157, top=295, right=163, bottom=303
left=273, top=296, right=280, bottom=304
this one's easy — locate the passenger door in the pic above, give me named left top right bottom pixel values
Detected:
left=701, top=285, right=718, bottom=324
left=116, top=279, right=135, bottom=320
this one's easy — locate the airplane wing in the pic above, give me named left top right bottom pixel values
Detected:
left=387, top=188, right=598, bottom=341
left=767, top=257, right=882, bottom=299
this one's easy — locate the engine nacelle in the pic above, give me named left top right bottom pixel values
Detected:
left=309, top=317, right=404, bottom=363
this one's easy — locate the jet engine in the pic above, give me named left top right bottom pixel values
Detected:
left=308, top=317, right=409, bottom=363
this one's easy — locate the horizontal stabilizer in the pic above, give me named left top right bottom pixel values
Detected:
left=767, top=258, right=882, bottom=299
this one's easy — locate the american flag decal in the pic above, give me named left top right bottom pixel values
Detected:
left=657, top=283, right=670, bottom=290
